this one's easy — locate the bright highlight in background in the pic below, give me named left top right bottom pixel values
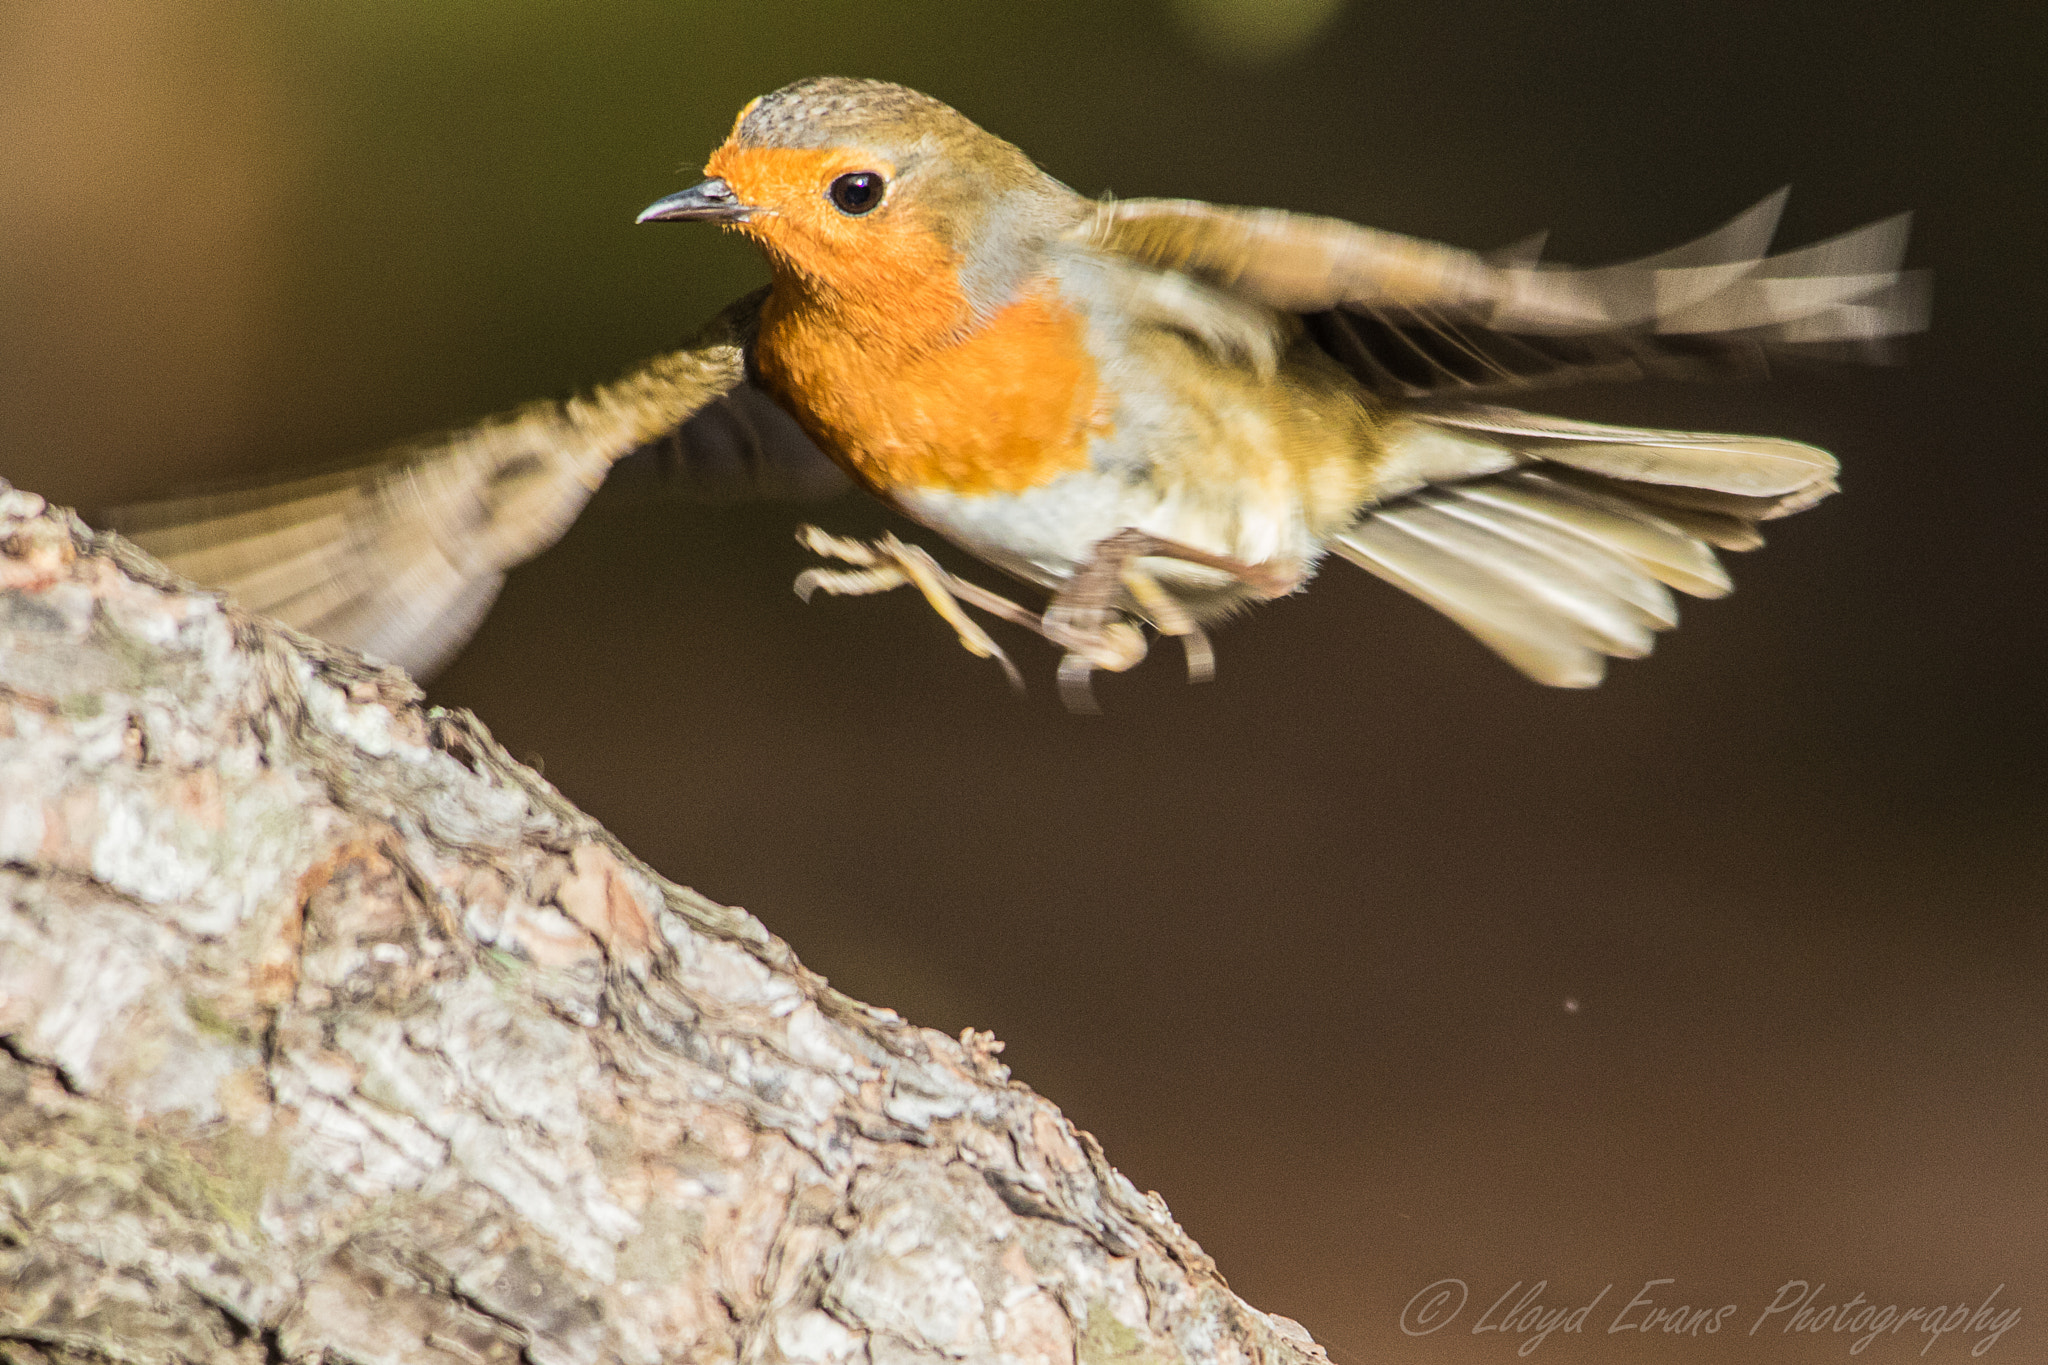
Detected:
left=1172, top=0, right=1347, bottom=63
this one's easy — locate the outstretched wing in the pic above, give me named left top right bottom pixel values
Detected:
left=1081, top=190, right=1928, bottom=398
left=1329, top=405, right=1839, bottom=686
left=98, top=291, right=845, bottom=679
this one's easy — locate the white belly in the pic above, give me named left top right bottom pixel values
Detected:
left=892, top=466, right=1318, bottom=594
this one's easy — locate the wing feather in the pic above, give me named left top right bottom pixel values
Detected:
left=1081, top=191, right=1926, bottom=398
left=97, top=291, right=840, bottom=678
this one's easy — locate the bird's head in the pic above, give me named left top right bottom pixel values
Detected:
left=639, top=78, right=1082, bottom=328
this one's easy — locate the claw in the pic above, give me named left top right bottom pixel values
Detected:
left=793, top=564, right=908, bottom=602
left=1057, top=652, right=1103, bottom=715
left=796, top=524, right=884, bottom=566
left=1051, top=621, right=1148, bottom=715
left=1178, top=625, right=1216, bottom=683
left=1119, top=561, right=1215, bottom=684
left=881, top=536, right=1024, bottom=690
left=794, top=525, right=1024, bottom=690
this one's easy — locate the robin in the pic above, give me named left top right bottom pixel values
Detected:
left=107, top=77, right=1925, bottom=707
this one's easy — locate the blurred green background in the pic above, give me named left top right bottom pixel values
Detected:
left=4, top=2, right=2043, bottom=1360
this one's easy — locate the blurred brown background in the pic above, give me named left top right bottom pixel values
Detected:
left=4, top=2, right=2043, bottom=1360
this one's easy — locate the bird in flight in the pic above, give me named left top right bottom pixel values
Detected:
left=106, top=78, right=1925, bottom=708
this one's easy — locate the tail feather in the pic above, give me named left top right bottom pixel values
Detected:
left=1336, top=512, right=1626, bottom=688
left=1415, top=404, right=1839, bottom=504
left=1382, top=502, right=1666, bottom=654
left=1334, top=406, right=1838, bottom=685
left=1423, top=489, right=1680, bottom=626
left=1451, top=473, right=1735, bottom=594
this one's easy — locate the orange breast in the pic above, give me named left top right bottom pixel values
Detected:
left=754, top=284, right=1110, bottom=499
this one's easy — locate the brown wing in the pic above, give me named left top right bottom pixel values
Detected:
left=1329, top=405, right=1839, bottom=686
left=1081, top=190, right=1928, bottom=398
left=98, top=290, right=845, bottom=679
left=607, top=378, right=850, bottom=504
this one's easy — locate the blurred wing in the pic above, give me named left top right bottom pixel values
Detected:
left=99, top=289, right=844, bottom=679
left=1082, top=190, right=1929, bottom=398
left=1329, top=404, right=1839, bottom=686
left=607, top=378, right=850, bottom=504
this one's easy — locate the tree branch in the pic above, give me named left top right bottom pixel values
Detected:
left=0, top=482, right=1327, bottom=1365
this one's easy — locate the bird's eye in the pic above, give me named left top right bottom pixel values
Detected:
left=828, top=171, right=885, bottom=216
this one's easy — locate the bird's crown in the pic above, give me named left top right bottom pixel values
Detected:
left=730, top=77, right=963, bottom=150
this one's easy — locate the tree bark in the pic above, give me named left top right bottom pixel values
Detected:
left=0, top=483, right=1328, bottom=1365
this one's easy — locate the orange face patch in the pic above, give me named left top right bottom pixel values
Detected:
left=707, top=143, right=881, bottom=227
left=705, top=143, right=969, bottom=337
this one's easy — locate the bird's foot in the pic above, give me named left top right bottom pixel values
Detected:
left=1045, top=527, right=1299, bottom=712
left=794, top=524, right=1296, bottom=712
left=794, top=525, right=1031, bottom=690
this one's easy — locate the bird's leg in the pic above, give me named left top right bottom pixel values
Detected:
left=1045, top=527, right=1301, bottom=711
left=794, top=525, right=1028, bottom=690
left=794, top=524, right=1294, bottom=709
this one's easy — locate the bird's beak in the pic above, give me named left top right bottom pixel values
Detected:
left=635, top=178, right=756, bottom=224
